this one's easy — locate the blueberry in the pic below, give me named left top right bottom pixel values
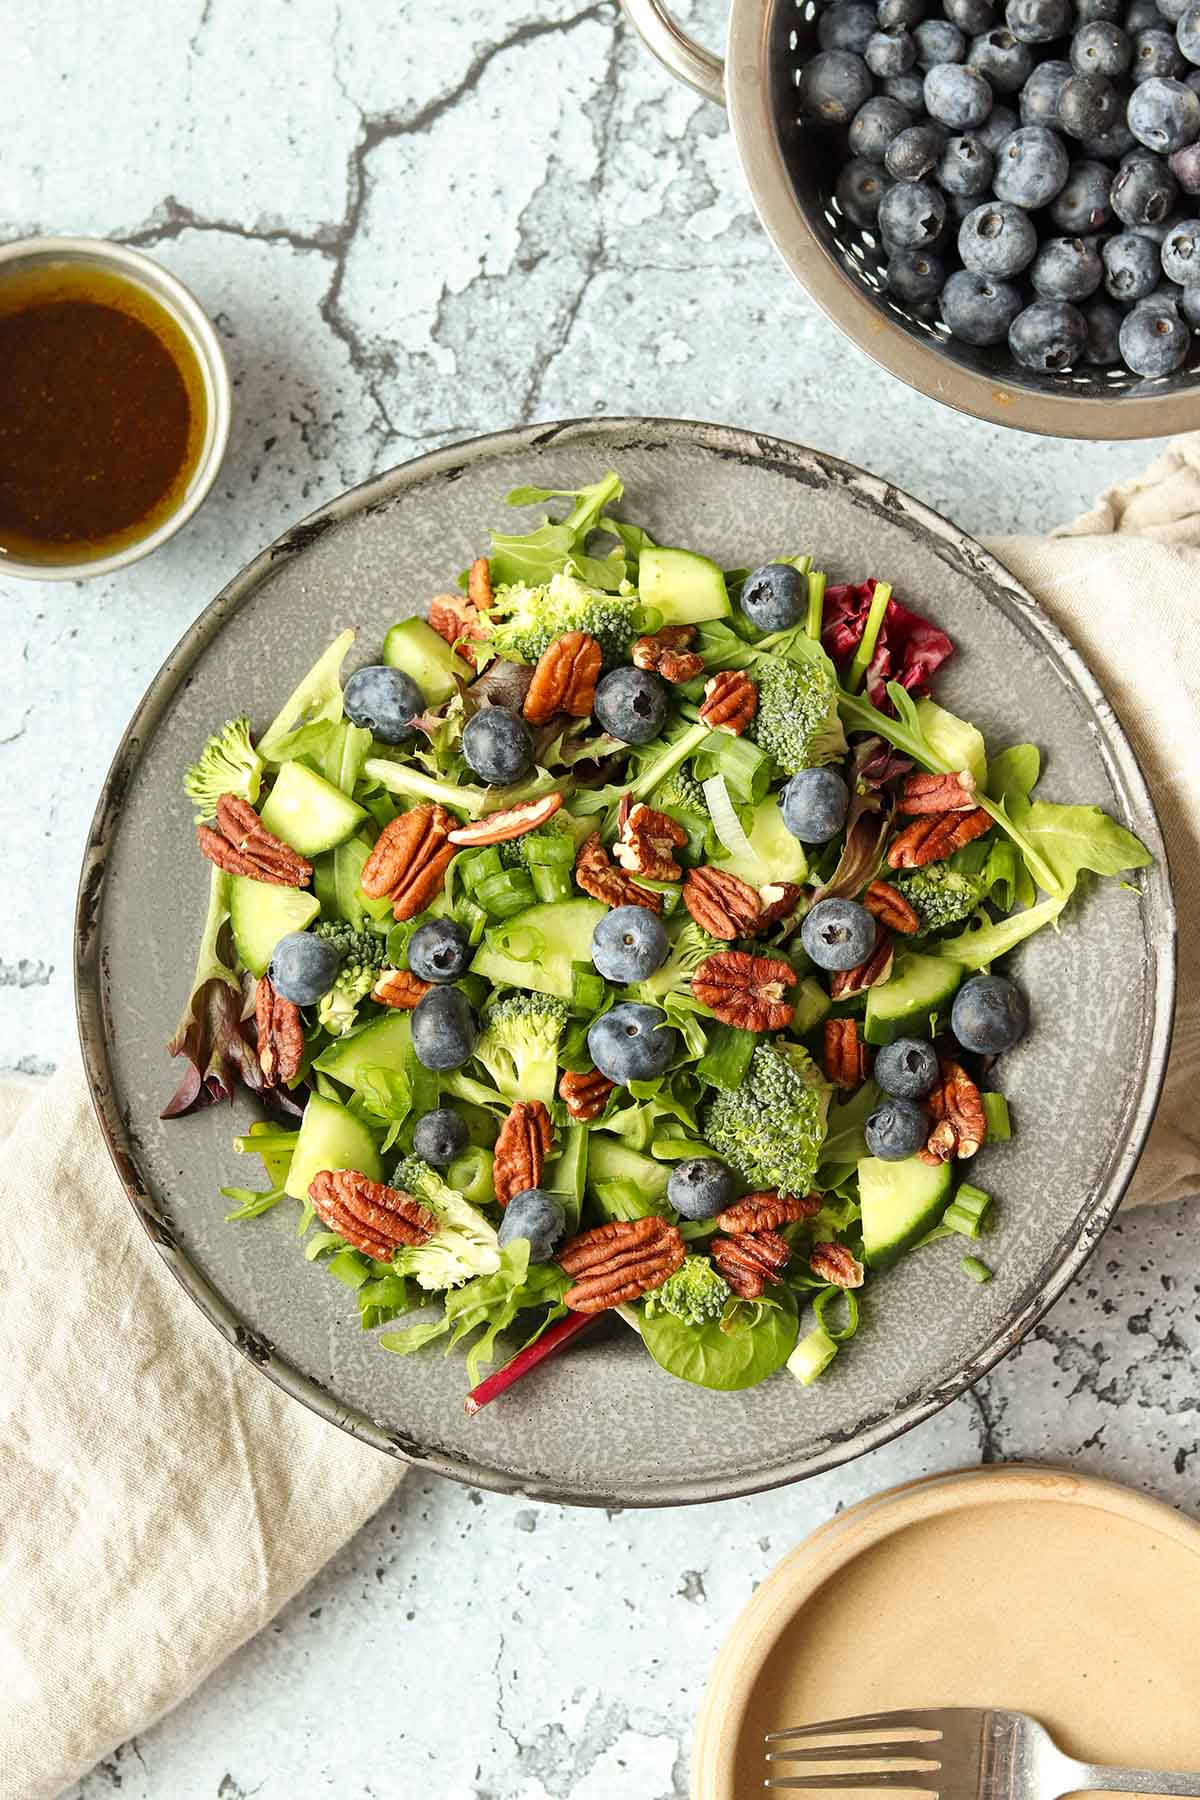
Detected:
left=819, top=2, right=878, bottom=51
left=780, top=767, right=851, bottom=842
left=1006, top=0, right=1071, bottom=38
left=886, top=122, right=947, bottom=178
left=914, top=17, right=968, bottom=61
left=667, top=1157, right=735, bottom=1221
left=873, top=1036, right=941, bottom=1099
left=1031, top=234, right=1104, bottom=298
left=268, top=930, right=340, bottom=1006
left=938, top=131, right=996, bottom=191
left=885, top=70, right=929, bottom=106
left=1181, top=3, right=1200, bottom=59
left=950, top=972, right=1030, bottom=1052
left=959, top=199, right=1039, bottom=274
left=1080, top=116, right=1139, bottom=156
left=587, top=1001, right=677, bottom=1086
left=867, top=25, right=918, bottom=73
left=865, top=1097, right=931, bottom=1161
left=1135, top=275, right=1187, bottom=303
left=1071, top=19, right=1133, bottom=71
left=836, top=158, right=889, bottom=225
left=879, top=178, right=948, bottom=246
left=1103, top=229, right=1163, bottom=295
left=1009, top=297, right=1087, bottom=368
left=1075, top=0, right=1123, bottom=17
left=498, top=1188, right=566, bottom=1263
left=799, top=49, right=874, bottom=124
left=801, top=897, right=877, bottom=971
left=1020, top=59, right=1073, bottom=124
left=1129, top=76, right=1200, bottom=149
left=880, top=0, right=927, bottom=23
left=1170, top=139, right=1200, bottom=187
left=976, top=101, right=1020, bottom=146
left=1082, top=294, right=1125, bottom=361
left=968, top=26, right=1034, bottom=88
left=462, top=706, right=534, bottom=785
left=946, top=0, right=996, bottom=31
left=593, top=667, right=669, bottom=745
left=1159, top=0, right=1192, bottom=19
left=1129, top=0, right=1165, bottom=24
left=740, top=561, right=808, bottom=631
left=411, top=985, right=477, bottom=1072
left=995, top=125, right=1071, bottom=206
left=1132, top=25, right=1187, bottom=77
left=1129, top=207, right=1180, bottom=241
left=1161, top=213, right=1200, bottom=277
left=343, top=665, right=423, bottom=744
left=850, top=94, right=914, bottom=160
left=412, top=1107, right=469, bottom=1167
left=591, top=904, right=669, bottom=983
left=1112, top=154, right=1178, bottom=223
left=926, top=60, right=995, bottom=124
left=1057, top=71, right=1122, bottom=137
left=886, top=246, right=948, bottom=302
left=1049, top=159, right=1113, bottom=230
left=1181, top=278, right=1200, bottom=318
left=941, top=267, right=1024, bottom=340
left=408, top=916, right=473, bottom=984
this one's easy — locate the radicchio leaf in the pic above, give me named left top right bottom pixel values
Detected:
left=823, top=579, right=954, bottom=713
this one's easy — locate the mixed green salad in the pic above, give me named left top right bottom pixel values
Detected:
left=164, top=470, right=1151, bottom=1408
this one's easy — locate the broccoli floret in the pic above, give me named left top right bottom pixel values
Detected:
left=747, top=650, right=847, bottom=777
left=487, top=569, right=642, bottom=667
left=701, top=1040, right=831, bottom=1196
left=472, top=991, right=569, bottom=1109
left=183, top=717, right=263, bottom=823
left=631, top=920, right=724, bottom=1004
left=895, top=864, right=985, bottom=933
left=312, top=922, right=386, bottom=1037
left=643, top=1255, right=730, bottom=1326
left=652, top=761, right=709, bottom=819
left=391, top=1155, right=501, bottom=1291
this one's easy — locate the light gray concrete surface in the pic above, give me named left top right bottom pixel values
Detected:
left=0, top=3, right=1193, bottom=1796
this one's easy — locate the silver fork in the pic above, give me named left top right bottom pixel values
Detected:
left=764, top=1708, right=1200, bottom=1797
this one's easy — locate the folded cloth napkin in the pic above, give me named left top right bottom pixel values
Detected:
left=3, top=441, right=1199, bottom=1800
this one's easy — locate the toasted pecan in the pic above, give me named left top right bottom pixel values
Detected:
left=467, top=556, right=494, bottom=612
left=557, top=1216, right=686, bottom=1312
left=493, top=1100, right=554, bottom=1207
left=710, top=1229, right=791, bottom=1300
left=828, top=928, right=894, bottom=1000
left=360, top=804, right=457, bottom=920
left=614, top=801, right=688, bottom=882
left=255, top=975, right=305, bottom=1086
left=899, top=770, right=977, bottom=814
left=700, top=669, right=757, bottom=736
left=757, top=881, right=805, bottom=929
left=715, top=1191, right=821, bottom=1234
left=864, top=878, right=920, bottom=936
left=198, top=793, right=312, bottom=888
left=632, top=625, right=704, bottom=684
left=309, top=1169, right=436, bottom=1262
left=691, top=949, right=796, bottom=1030
left=448, top=791, right=564, bottom=846
left=887, top=807, right=992, bottom=870
left=428, top=592, right=488, bottom=669
left=558, top=1067, right=615, bottom=1122
left=523, top=630, right=602, bottom=725
left=371, top=968, right=432, bottom=1010
left=823, top=1017, right=871, bottom=1090
left=918, top=1057, right=987, bottom=1164
left=682, top=866, right=761, bottom=939
left=809, top=1241, right=865, bottom=1289
left=575, top=832, right=662, bottom=912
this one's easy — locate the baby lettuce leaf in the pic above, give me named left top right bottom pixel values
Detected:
left=486, top=472, right=628, bottom=591
left=1008, top=797, right=1152, bottom=894
left=379, top=1240, right=569, bottom=1385
left=640, top=1288, right=799, bottom=1391
left=258, top=628, right=355, bottom=764
left=988, top=743, right=1040, bottom=811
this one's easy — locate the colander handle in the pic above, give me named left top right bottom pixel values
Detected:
left=619, top=0, right=726, bottom=104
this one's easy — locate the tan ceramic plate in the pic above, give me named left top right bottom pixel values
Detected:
left=693, top=1464, right=1200, bottom=1797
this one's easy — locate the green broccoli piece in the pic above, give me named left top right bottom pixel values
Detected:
left=651, top=761, right=709, bottom=819
left=630, top=919, right=724, bottom=1004
left=312, top=922, right=387, bottom=1037
left=895, top=864, right=986, bottom=933
left=487, top=569, right=642, bottom=667
left=701, top=1040, right=831, bottom=1196
left=747, top=649, right=847, bottom=777
left=472, top=991, right=569, bottom=1109
left=391, top=1155, right=501, bottom=1291
left=183, top=717, right=263, bottom=823
left=643, top=1255, right=730, bottom=1326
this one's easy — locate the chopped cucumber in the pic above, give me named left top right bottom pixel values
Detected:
left=712, top=793, right=808, bottom=888
left=638, top=546, right=731, bottom=624
left=285, top=1093, right=383, bottom=1201
left=259, top=760, right=366, bottom=857
left=383, top=616, right=473, bottom=705
left=315, top=1011, right=418, bottom=1087
left=792, top=975, right=832, bottom=1038
left=228, top=876, right=319, bottom=979
left=470, top=898, right=606, bottom=1002
left=860, top=1155, right=953, bottom=1269
left=864, top=950, right=963, bottom=1046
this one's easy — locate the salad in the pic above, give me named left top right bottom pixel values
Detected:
left=164, top=470, right=1151, bottom=1407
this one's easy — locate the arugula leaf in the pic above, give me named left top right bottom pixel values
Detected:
left=640, top=1287, right=799, bottom=1391
left=937, top=895, right=1067, bottom=968
left=486, top=472, right=628, bottom=590
left=1009, top=798, right=1152, bottom=893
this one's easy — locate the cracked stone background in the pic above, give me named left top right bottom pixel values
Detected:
left=0, top=2, right=1194, bottom=1797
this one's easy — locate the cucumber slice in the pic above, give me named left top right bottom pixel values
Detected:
left=864, top=950, right=963, bottom=1046
left=314, top=1011, right=416, bottom=1087
left=259, top=761, right=366, bottom=858
left=383, top=616, right=473, bottom=706
left=713, top=794, right=808, bottom=888
left=638, top=546, right=731, bottom=624
left=285, top=1093, right=383, bottom=1201
left=470, top=898, right=606, bottom=1001
left=860, top=1155, right=953, bottom=1268
left=228, top=876, right=319, bottom=978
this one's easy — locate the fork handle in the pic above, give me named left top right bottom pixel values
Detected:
left=1068, top=1762, right=1200, bottom=1796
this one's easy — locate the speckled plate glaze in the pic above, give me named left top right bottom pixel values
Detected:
left=75, top=418, right=1174, bottom=1508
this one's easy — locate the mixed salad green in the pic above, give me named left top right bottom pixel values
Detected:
left=164, top=471, right=1152, bottom=1407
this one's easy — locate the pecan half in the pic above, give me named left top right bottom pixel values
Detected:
left=716, top=1191, right=821, bottom=1234
left=448, top=790, right=563, bottom=846
left=197, top=793, right=312, bottom=888
left=575, top=832, right=662, bottom=913
left=887, top=807, right=992, bottom=870
left=864, top=877, right=920, bottom=936
left=523, top=630, right=602, bottom=725
left=467, top=556, right=494, bottom=612
left=918, top=1057, right=988, bottom=1164
left=757, top=881, right=805, bottom=930
left=809, top=1241, right=865, bottom=1289
left=372, top=968, right=432, bottom=1010
left=360, top=804, right=457, bottom=920
left=682, top=866, right=761, bottom=939
left=614, top=801, right=689, bottom=881
left=558, top=1066, right=615, bottom=1121
left=428, top=592, right=488, bottom=669
left=829, top=928, right=894, bottom=1000
left=692, top=950, right=796, bottom=1030
left=557, top=1216, right=686, bottom=1312
left=823, top=1017, right=871, bottom=1090
left=255, top=975, right=304, bottom=1086
left=493, top=1100, right=554, bottom=1207
left=632, top=625, right=704, bottom=685
left=711, top=1229, right=790, bottom=1300
left=700, top=669, right=758, bottom=736
left=899, top=770, right=977, bottom=814
left=309, top=1169, right=436, bottom=1262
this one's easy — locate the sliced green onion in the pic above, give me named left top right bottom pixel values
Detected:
left=632, top=878, right=683, bottom=916
left=447, top=1145, right=496, bottom=1207
left=570, top=964, right=607, bottom=1013
left=453, top=896, right=489, bottom=944
left=459, top=846, right=504, bottom=893
left=788, top=1323, right=839, bottom=1385
left=649, top=1135, right=711, bottom=1161
left=484, top=919, right=544, bottom=962
left=357, top=1273, right=410, bottom=1330
left=702, top=771, right=755, bottom=861
left=943, top=1182, right=992, bottom=1240
left=845, top=581, right=892, bottom=695
left=982, top=1092, right=1011, bottom=1140
left=220, top=1185, right=288, bottom=1222
left=327, top=1248, right=370, bottom=1290
left=530, top=862, right=573, bottom=904
left=962, top=1255, right=993, bottom=1283
left=522, top=833, right=574, bottom=867
left=232, top=1131, right=298, bottom=1156
left=812, top=1283, right=861, bottom=1343
left=474, top=868, right=537, bottom=918
left=805, top=569, right=826, bottom=641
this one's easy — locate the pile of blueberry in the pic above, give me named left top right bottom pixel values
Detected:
left=805, top=0, right=1200, bottom=377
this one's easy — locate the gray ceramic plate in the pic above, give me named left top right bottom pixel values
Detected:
left=75, top=418, right=1175, bottom=1508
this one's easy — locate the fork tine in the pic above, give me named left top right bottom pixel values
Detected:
left=762, top=1770, right=941, bottom=1791
left=765, top=1713, right=945, bottom=1743
left=766, top=1746, right=941, bottom=1765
